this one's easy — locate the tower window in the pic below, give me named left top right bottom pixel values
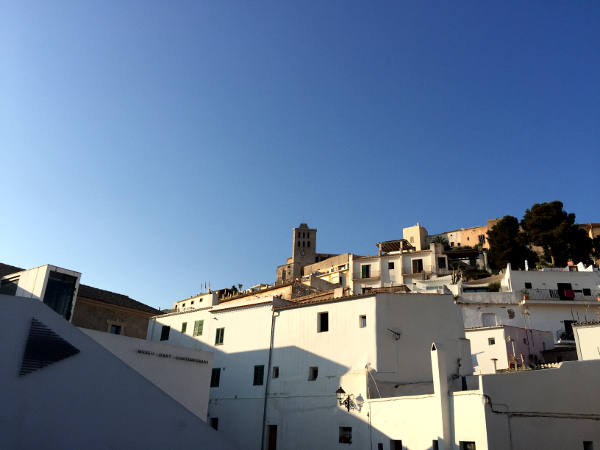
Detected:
left=307, top=241, right=310, bottom=247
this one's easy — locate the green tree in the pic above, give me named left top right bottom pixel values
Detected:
left=487, top=215, right=538, bottom=270
left=432, top=236, right=450, bottom=250
left=521, top=201, right=592, bottom=266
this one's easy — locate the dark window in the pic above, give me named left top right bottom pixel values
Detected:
left=318, top=312, right=329, bottom=332
left=432, top=440, right=439, bottom=450
left=43, top=271, right=77, bottom=320
left=583, top=441, right=593, bottom=450
left=110, top=325, right=121, bottom=335
left=339, top=427, right=352, bottom=444
left=210, top=368, right=221, bottom=387
left=160, top=326, right=170, bottom=341
left=307, top=232, right=310, bottom=238
left=0, top=277, right=19, bottom=296
left=378, top=444, right=383, bottom=450
left=525, top=282, right=532, bottom=289
left=181, top=322, right=187, bottom=333
left=362, top=265, right=371, bottom=278
left=412, top=259, right=423, bottom=274
left=307, top=241, right=310, bottom=247
left=254, top=365, right=265, bottom=385
left=210, top=418, right=218, bottom=430
left=309, top=367, right=318, bottom=381
left=388, top=262, right=394, bottom=270
left=488, top=338, right=495, bottom=345
left=359, top=315, right=367, bottom=328
left=478, top=235, right=486, bottom=244
left=391, top=440, right=403, bottom=450
left=438, top=257, right=446, bottom=269
left=583, top=288, right=591, bottom=296
left=460, top=442, right=476, bottom=450
left=193, top=320, right=204, bottom=336
left=272, top=366, right=279, bottom=378
left=215, top=327, right=225, bottom=345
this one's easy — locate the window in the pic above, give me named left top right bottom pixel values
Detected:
left=309, top=367, right=318, bottom=381
left=191, top=301, right=194, bottom=305
left=412, top=259, right=423, bottom=274
left=583, top=288, right=591, bottom=296
left=438, top=257, right=446, bottom=269
left=488, top=338, right=495, bottom=345
left=210, top=368, right=221, bottom=387
left=210, top=418, right=218, bottom=430
left=450, top=242, right=454, bottom=247
left=318, top=312, right=329, bottom=332
left=339, top=427, right=352, bottom=444
left=391, top=440, right=403, bottom=450
left=583, top=441, right=594, bottom=450
left=193, top=320, right=204, bottom=336
left=388, top=262, right=394, bottom=270
left=432, top=440, right=439, bottom=450
left=361, top=264, right=371, bottom=278
left=109, top=325, right=121, bottom=335
left=181, top=322, right=187, bottom=333
left=215, top=328, right=225, bottom=345
left=478, top=235, right=486, bottom=244
left=460, top=442, right=476, bottom=450
left=525, top=282, right=532, bottom=289
left=253, top=365, right=265, bottom=385
left=307, top=241, right=310, bottom=247
left=160, top=325, right=170, bottom=341
left=359, top=315, right=367, bottom=328
left=272, top=366, right=279, bottom=378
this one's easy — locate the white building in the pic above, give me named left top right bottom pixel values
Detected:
left=148, top=289, right=600, bottom=449
left=466, top=325, right=554, bottom=374
left=573, top=321, right=600, bottom=361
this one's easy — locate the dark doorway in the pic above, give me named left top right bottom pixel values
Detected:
left=267, top=425, right=277, bottom=450
left=557, top=283, right=573, bottom=300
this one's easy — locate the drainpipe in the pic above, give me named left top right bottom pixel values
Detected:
left=261, top=309, right=277, bottom=450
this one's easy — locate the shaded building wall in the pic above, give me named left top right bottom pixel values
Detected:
left=71, top=297, right=154, bottom=339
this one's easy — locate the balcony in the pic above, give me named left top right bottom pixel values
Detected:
left=524, top=289, right=600, bottom=302
left=402, top=264, right=433, bottom=276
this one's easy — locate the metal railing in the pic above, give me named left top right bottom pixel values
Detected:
left=526, top=289, right=600, bottom=302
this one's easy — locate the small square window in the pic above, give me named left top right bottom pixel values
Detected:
left=488, top=338, right=495, bottom=345
left=272, top=366, right=279, bottom=378
left=254, top=365, right=265, bottom=385
left=210, top=368, right=221, bottom=387
left=191, top=301, right=194, bottom=305
left=388, top=262, right=394, bottom=270
left=523, top=338, right=527, bottom=344
left=318, top=312, right=329, bottom=333
left=181, top=322, right=187, bottom=333
left=215, top=327, right=225, bottom=345
left=308, top=367, right=318, bottom=381
left=359, top=315, right=367, bottom=328
left=460, top=442, right=476, bottom=450
left=339, top=427, right=352, bottom=444
left=109, top=325, right=121, bottom=335
left=583, top=289, right=591, bottom=296
left=160, top=325, right=170, bottom=341
left=525, top=282, right=532, bottom=289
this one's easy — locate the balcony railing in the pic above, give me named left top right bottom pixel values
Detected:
left=526, top=289, right=600, bottom=302
left=402, top=265, right=433, bottom=275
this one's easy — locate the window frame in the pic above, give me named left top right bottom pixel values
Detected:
left=193, top=320, right=204, bottom=336
left=359, top=315, right=367, bottom=328
left=210, top=368, right=221, bottom=387
left=160, top=325, right=170, bottom=341
left=181, top=322, right=187, bottom=333
left=318, top=312, right=329, bottom=333
left=215, top=327, right=225, bottom=345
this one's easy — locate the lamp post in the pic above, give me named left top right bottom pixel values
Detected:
left=336, top=387, right=357, bottom=412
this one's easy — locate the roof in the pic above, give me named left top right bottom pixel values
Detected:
left=0, top=263, right=161, bottom=315
left=462, top=273, right=504, bottom=286
left=375, top=239, right=415, bottom=253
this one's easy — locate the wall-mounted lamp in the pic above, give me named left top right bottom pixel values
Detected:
left=336, top=387, right=357, bottom=412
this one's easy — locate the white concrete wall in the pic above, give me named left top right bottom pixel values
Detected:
left=481, top=361, right=600, bottom=449
left=573, top=323, right=600, bottom=360
left=0, top=294, right=237, bottom=449
left=82, top=328, right=212, bottom=420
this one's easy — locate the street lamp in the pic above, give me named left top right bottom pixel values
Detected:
left=336, top=387, right=357, bottom=412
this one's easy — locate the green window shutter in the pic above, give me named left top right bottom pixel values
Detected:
left=215, top=328, right=224, bottom=345
left=210, top=368, right=221, bottom=387
left=193, top=320, right=204, bottom=336
left=181, top=322, right=187, bottom=333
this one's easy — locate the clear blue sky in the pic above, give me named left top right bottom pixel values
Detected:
left=1, top=2, right=598, bottom=310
